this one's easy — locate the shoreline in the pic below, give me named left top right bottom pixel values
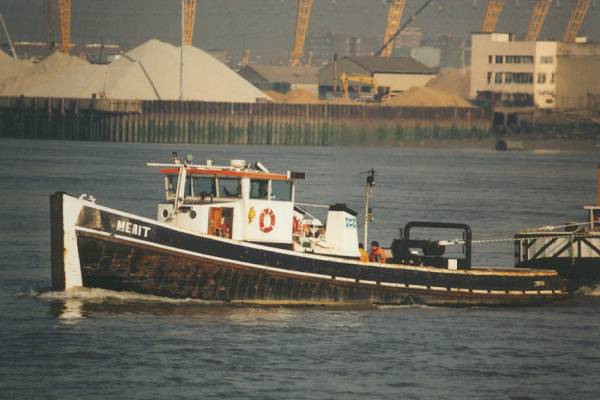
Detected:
left=2, top=135, right=600, bottom=152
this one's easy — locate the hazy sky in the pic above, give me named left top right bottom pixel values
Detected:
left=2, top=0, right=599, bottom=63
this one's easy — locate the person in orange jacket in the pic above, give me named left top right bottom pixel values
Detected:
left=369, top=240, right=387, bottom=264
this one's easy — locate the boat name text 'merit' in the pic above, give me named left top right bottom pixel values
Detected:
left=116, top=220, right=152, bottom=238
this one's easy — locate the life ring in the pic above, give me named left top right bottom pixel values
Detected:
left=259, top=208, right=276, bottom=233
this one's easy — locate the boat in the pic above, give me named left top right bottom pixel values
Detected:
left=50, top=153, right=567, bottom=306
left=515, top=167, right=600, bottom=291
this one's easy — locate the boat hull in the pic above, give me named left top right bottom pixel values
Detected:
left=51, top=193, right=569, bottom=306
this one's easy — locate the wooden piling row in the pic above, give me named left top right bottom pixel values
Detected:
left=0, top=96, right=492, bottom=145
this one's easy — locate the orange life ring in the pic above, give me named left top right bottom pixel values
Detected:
left=259, top=208, right=276, bottom=233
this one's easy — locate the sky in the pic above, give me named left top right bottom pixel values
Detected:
left=1, top=0, right=599, bottom=63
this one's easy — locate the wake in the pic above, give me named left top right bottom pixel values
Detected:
left=26, top=287, right=221, bottom=304
left=576, top=284, right=600, bottom=296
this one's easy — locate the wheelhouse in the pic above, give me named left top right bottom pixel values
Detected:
left=149, top=157, right=304, bottom=247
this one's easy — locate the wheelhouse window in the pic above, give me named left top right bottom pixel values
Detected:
left=250, top=179, right=269, bottom=199
left=192, top=176, right=216, bottom=198
left=219, top=178, right=241, bottom=198
left=166, top=175, right=192, bottom=197
left=166, top=175, right=178, bottom=196
left=271, top=181, right=293, bottom=201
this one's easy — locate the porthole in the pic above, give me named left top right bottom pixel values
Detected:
left=162, top=209, right=169, bottom=218
left=190, top=210, right=197, bottom=219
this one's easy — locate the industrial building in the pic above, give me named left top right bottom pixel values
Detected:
left=317, top=56, right=437, bottom=99
left=237, top=65, right=319, bottom=97
left=470, top=32, right=600, bottom=110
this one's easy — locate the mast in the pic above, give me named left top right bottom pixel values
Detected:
left=363, top=169, right=375, bottom=246
left=179, top=0, right=184, bottom=101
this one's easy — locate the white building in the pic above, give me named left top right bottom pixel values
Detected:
left=470, top=33, right=600, bottom=110
left=237, top=65, right=320, bottom=97
left=318, top=56, right=437, bottom=98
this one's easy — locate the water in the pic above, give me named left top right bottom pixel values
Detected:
left=1, top=138, right=599, bottom=399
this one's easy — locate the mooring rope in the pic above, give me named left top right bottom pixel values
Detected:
left=526, top=221, right=591, bottom=231
left=439, top=221, right=593, bottom=246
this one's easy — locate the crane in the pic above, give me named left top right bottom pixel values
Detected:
left=481, top=0, right=505, bottom=33
left=290, top=0, right=314, bottom=66
left=340, top=73, right=380, bottom=99
left=183, top=0, right=197, bottom=46
left=0, top=14, right=17, bottom=58
left=524, top=0, right=552, bottom=41
left=375, top=0, right=433, bottom=56
left=57, top=0, right=71, bottom=53
left=563, top=0, right=592, bottom=42
left=381, top=0, right=406, bottom=58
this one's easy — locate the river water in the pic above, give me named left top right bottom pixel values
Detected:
left=1, top=138, right=599, bottom=399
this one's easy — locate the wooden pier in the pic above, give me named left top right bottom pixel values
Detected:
left=0, top=96, right=492, bottom=146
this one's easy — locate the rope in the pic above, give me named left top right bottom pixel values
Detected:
left=438, top=238, right=515, bottom=246
left=438, top=221, right=593, bottom=247
left=526, top=221, right=591, bottom=231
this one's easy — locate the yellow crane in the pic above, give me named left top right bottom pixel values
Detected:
left=563, top=0, right=592, bottom=42
left=481, top=0, right=505, bottom=33
left=381, top=0, right=406, bottom=58
left=340, top=73, right=380, bottom=99
left=57, top=0, right=71, bottom=53
left=290, top=0, right=314, bottom=66
left=183, top=0, right=197, bottom=46
left=524, top=0, right=552, bottom=41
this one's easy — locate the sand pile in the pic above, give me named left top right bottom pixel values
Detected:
left=123, top=40, right=270, bottom=102
left=383, top=86, right=472, bottom=108
left=2, top=51, right=104, bottom=98
left=263, top=90, right=286, bottom=102
left=0, top=40, right=270, bottom=103
left=0, top=49, right=33, bottom=92
left=425, top=68, right=471, bottom=99
left=265, top=89, right=321, bottom=104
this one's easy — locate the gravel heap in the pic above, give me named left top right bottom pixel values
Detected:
left=0, top=40, right=270, bottom=103
left=425, top=68, right=471, bottom=99
left=383, top=86, right=473, bottom=108
left=0, top=49, right=33, bottom=92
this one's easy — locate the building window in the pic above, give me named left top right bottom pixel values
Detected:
left=487, top=72, right=492, bottom=84
left=540, top=56, right=554, bottom=64
left=495, top=73, right=503, bottom=84
left=522, top=56, right=534, bottom=64
left=551, top=73, right=555, bottom=84
left=488, top=55, right=493, bottom=64
left=537, top=73, right=547, bottom=84
left=495, top=55, right=503, bottom=64
left=502, top=72, right=533, bottom=84
left=505, top=55, right=534, bottom=64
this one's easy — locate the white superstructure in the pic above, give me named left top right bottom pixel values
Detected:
left=148, top=154, right=360, bottom=258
